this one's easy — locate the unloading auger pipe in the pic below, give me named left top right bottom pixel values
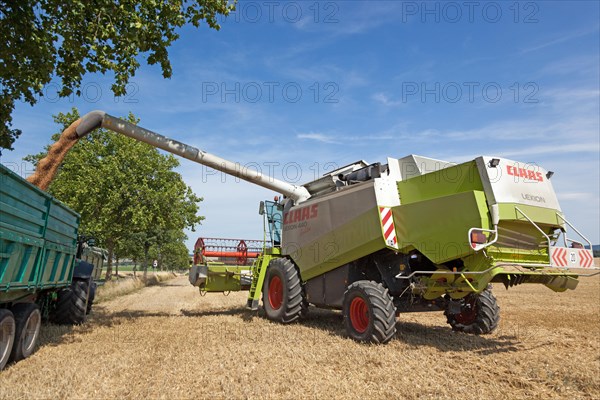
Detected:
left=75, top=110, right=311, bottom=203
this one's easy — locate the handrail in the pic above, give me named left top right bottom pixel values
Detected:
left=395, top=263, right=599, bottom=280
left=557, top=213, right=593, bottom=250
left=515, top=206, right=553, bottom=266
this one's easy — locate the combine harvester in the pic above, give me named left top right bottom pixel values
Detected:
left=75, top=110, right=597, bottom=343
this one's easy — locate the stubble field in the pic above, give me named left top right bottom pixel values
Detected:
left=1, top=269, right=598, bottom=400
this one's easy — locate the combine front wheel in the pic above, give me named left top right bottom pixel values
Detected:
left=262, top=258, right=304, bottom=323
left=343, top=281, right=397, bottom=344
left=445, top=286, right=500, bottom=334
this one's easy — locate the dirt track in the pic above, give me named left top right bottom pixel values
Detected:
left=1, top=274, right=598, bottom=399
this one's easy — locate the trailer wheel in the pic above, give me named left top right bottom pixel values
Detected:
left=86, top=282, right=97, bottom=314
left=343, top=281, right=397, bottom=344
left=445, top=286, right=500, bottom=335
left=0, top=309, right=16, bottom=370
left=10, top=303, right=41, bottom=362
left=262, top=258, right=304, bottom=323
left=52, top=279, right=89, bottom=325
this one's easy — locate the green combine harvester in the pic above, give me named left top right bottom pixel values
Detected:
left=75, top=110, right=598, bottom=343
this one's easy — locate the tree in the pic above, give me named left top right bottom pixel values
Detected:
left=148, top=229, right=191, bottom=272
left=25, top=107, right=203, bottom=279
left=0, top=0, right=235, bottom=150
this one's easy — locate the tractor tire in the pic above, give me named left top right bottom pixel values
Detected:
left=343, top=281, right=397, bottom=344
left=262, top=258, right=304, bottom=323
left=0, top=309, right=16, bottom=370
left=86, top=282, right=97, bottom=314
left=9, top=303, right=41, bottom=362
left=300, top=298, right=310, bottom=319
left=52, top=280, right=89, bottom=325
left=445, top=286, right=500, bottom=335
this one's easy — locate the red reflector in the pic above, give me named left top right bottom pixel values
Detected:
left=471, top=231, right=487, bottom=248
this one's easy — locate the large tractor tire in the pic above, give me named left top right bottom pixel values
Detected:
left=343, top=281, right=397, bottom=344
left=0, top=309, right=16, bottom=370
left=10, top=303, right=41, bottom=362
left=262, top=258, right=304, bottom=323
left=445, top=286, right=500, bottom=335
left=300, top=298, right=310, bottom=319
left=86, top=282, right=97, bottom=314
left=52, top=280, right=89, bottom=325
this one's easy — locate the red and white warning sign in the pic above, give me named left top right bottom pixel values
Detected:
left=551, top=247, right=595, bottom=268
left=379, top=207, right=398, bottom=249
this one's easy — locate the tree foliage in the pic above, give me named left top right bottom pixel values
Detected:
left=25, top=108, right=203, bottom=277
left=0, top=0, right=234, bottom=150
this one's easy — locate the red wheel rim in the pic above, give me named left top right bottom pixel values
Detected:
left=268, top=276, right=283, bottom=310
left=455, top=298, right=477, bottom=325
left=349, top=297, right=369, bottom=333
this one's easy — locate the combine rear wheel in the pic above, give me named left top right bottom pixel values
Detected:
left=343, top=281, right=397, bottom=344
left=10, top=303, right=41, bottom=362
left=445, top=286, right=500, bottom=334
left=262, top=258, right=304, bottom=323
left=0, top=309, right=15, bottom=370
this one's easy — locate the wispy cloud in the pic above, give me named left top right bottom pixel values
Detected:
left=557, top=192, right=594, bottom=201
left=297, top=132, right=336, bottom=144
left=540, top=55, right=599, bottom=77
left=500, top=143, right=600, bottom=158
left=519, top=24, right=600, bottom=54
left=372, top=92, right=402, bottom=107
left=292, top=2, right=402, bottom=36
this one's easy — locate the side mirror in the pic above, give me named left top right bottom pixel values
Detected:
left=258, top=201, right=265, bottom=215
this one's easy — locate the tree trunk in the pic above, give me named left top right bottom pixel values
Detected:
left=105, top=240, right=114, bottom=281
left=143, top=242, right=149, bottom=280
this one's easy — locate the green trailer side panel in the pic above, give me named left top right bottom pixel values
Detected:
left=393, top=191, right=490, bottom=264
left=0, top=229, right=44, bottom=291
left=0, top=171, right=49, bottom=239
left=0, top=164, right=79, bottom=302
left=80, top=246, right=108, bottom=281
left=45, top=199, right=79, bottom=246
left=38, top=241, right=77, bottom=289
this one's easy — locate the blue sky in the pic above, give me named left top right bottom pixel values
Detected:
left=2, top=1, right=599, bottom=248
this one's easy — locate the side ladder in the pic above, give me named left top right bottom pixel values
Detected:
left=246, top=251, right=279, bottom=310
